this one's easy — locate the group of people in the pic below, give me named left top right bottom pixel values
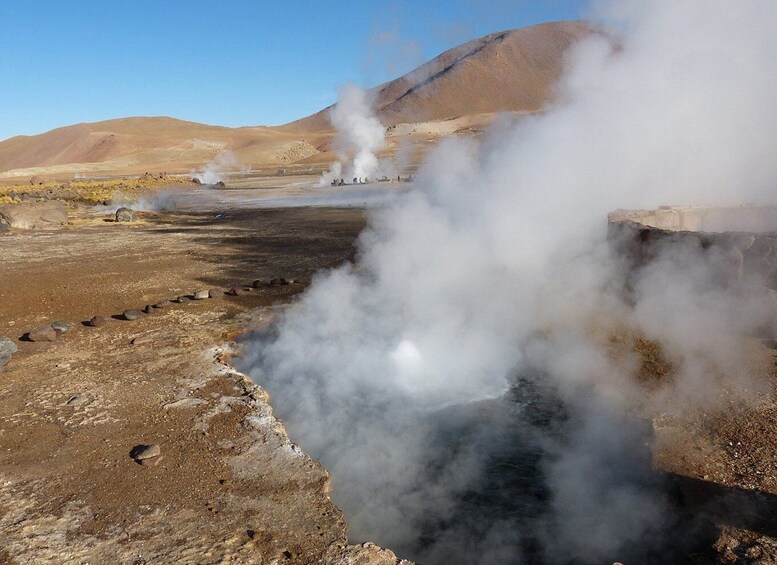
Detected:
left=329, top=175, right=415, bottom=187
left=329, top=177, right=371, bottom=186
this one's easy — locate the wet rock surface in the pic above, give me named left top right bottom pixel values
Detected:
left=609, top=206, right=777, bottom=291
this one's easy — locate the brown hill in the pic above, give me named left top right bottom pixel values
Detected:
left=283, top=20, right=592, bottom=131
left=0, top=20, right=591, bottom=178
left=0, top=117, right=320, bottom=177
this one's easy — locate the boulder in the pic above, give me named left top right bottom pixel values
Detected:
left=115, top=207, right=135, bottom=222
left=0, top=201, right=67, bottom=229
left=0, top=337, right=17, bottom=369
left=227, top=288, right=249, bottom=296
left=130, top=443, right=164, bottom=467
left=87, top=315, right=105, bottom=327
left=123, top=309, right=143, bottom=321
left=208, top=288, right=224, bottom=298
left=131, top=444, right=161, bottom=461
left=214, top=181, right=226, bottom=188
left=28, top=325, right=58, bottom=342
left=193, top=290, right=210, bottom=300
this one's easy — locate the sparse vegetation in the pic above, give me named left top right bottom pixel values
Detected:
left=0, top=174, right=192, bottom=205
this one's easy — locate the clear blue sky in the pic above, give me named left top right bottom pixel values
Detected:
left=0, top=1, right=588, bottom=141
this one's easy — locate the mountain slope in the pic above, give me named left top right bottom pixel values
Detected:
left=0, top=117, right=317, bottom=175
left=0, top=20, right=592, bottom=177
left=284, top=20, right=592, bottom=131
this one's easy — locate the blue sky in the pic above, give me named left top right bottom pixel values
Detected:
left=0, top=1, right=588, bottom=140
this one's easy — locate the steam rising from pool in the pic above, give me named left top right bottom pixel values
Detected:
left=240, top=2, right=777, bottom=562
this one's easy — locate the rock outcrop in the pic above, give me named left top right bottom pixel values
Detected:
left=609, top=205, right=777, bottom=290
left=0, top=201, right=67, bottom=229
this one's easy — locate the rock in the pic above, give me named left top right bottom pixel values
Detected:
left=87, top=315, right=105, bottom=327
left=65, top=394, right=87, bottom=406
left=0, top=336, right=17, bottom=369
left=131, top=444, right=161, bottom=460
left=0, top=201, right=67, bottom=229
left=51, top=321, right=68, bottom=333
left=176, top=296, right=192, bottom=303
left=28, top=325, right=58, bottom=342
left=139, top=455, right=164, bottom=466
left=154, top=300, right=173, bottom=308
left=143, top=305, right=155, bottom=314
left=164, top=398, right=206, bottom=410
left=193, top=290, right=210, bottom=300
left=208, top=288, right=224, bottom=298
left=251, top=279, right=264, bottom=289
left=131, top=335, right=153, bottom=345
left=123, top=309, right=143, bottom=321
left=227, top=288, right=248, bottom=296
left=115, top=207, right=135, bottom=222
left=214, top=181, right=226, bottom=188
left=191, top=177, right=201, bottom=184
left=269, top=278, right=289, bottom=287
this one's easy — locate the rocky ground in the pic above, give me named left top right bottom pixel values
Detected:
left=0, top=201, right=411, bottom=564
left=4, top=192, right=777, bottom=563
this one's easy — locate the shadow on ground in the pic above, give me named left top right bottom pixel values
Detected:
left=141, top=208, right=366, bottom=289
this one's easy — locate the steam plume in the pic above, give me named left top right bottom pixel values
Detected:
left=321, top=84, right=386, bottom=184
left=241, top=2, right=777, bottom=562
left=191, top=150, right=243, bottom=185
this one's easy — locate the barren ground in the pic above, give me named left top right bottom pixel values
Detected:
left=0, top=197, right=411, bottom=564
left=2, top=184, right=777, bottom=564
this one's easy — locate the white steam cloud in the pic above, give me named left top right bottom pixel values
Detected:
left=241, top=2, right=777, bottom=563
left=191, top=150, right=244, bottom=185
left=321, top=84, right=386, bottom=185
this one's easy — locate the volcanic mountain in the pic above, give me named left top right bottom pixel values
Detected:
left=0, top=20, right=592, bottom=178
left=285, top=20, right=591, bottom=131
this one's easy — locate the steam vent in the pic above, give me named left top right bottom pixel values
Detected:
left=608, top=206, right=777, bottom=290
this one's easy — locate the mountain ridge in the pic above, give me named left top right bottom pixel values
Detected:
left=0, top=20, right=593, bottom=177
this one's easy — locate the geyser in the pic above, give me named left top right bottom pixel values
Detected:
left=321, top=84, right=387, bottom=185
left=240, top=1, right=777, bottom=563
left=191, top=150, right=243, bottom=185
